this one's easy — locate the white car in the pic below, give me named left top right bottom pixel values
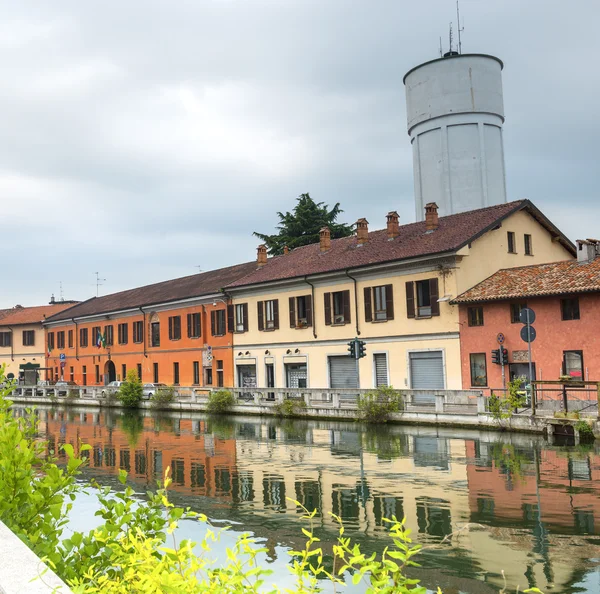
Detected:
left=101, top=380, right=124, bottom=397
left=143, top=383, right=168, bottom=399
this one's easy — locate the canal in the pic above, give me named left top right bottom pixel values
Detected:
left=16, top=405, right=600, bottom=593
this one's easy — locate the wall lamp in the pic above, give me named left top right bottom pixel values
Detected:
left=294, top=348, right=300, bottom=354
left=237, top=352, right=243, bottom=356
left=265, top=350, right=270, bottom=355
left=286, top=349, right=292, bottom=354
left=245, top=351, right=250, bottom=356
left=212, top=296, right=228, bottom=306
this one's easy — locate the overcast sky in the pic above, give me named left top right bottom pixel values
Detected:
left=1, top=0, right=598, bottom=308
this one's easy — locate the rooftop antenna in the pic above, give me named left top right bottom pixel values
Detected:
left=439, top=36, right=443, bottom=57
left=59, top=281, right=64, bottom=302
left=195, top=265, right=203, bottom=273
left=456, top=0, right=464, bottom=54
left=449, top=22, right=453, bottom=54
left=94, top=272, right=106, bottom=297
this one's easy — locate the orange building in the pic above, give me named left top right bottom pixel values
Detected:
left=43, top=263, right=257, bottom=387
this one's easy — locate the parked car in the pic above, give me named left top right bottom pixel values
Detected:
left=143, top=383, right=168, bottom=399
left=101, top=381, right=124, bottom=398
left=53, top=380, right=79, bottom=396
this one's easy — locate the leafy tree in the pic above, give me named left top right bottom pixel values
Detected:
left=253, top=193, right=353, bottom=255
left=117, top=369, right=143, bottom=408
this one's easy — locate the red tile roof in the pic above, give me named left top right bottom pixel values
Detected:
left=45, top=261, right=258, bottom=323
left=227, top=200, right=574, bottom=288
left=452, top=258, right=600, bottom=303
left=0, top=303, right=78, bottom=326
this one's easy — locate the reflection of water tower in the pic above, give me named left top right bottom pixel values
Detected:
left=404, top=52, right=507, bottom=220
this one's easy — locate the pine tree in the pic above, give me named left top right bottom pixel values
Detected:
left=253, top=193, right=353, bottom=255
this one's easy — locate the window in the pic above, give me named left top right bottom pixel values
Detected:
left=118, top=323, right=128, bottom=345
left=561, top=297, right=580, bottom=321
left=211, top=310, right=226, bottom=336
left=69, top=366, right=74, bottom=382
left=82, top=365, right=87, bottom=386
left=187, top=313, right=201, bottom=338
left=470, top=353, right=488, bottom=387
left=92, top=326, right=101, bottom=346
left=80, top=328, right=88, bottom=348
left=216, top=360, right=224, bottom=388
left=507, top=231, right=516, bottom=253
left=104, top=325, right=114, bottom=346
left=95, top=365, right=100, bottom=383
left=151, top=322, right=160, bottom=347
left=22, top=330, right=35, bottom=346
left=47, top=332, right=54, bottom=351
left=374, top=353, right=388, bottom=387
left=137, top=363, right=142, bottom=380
left=524, top=234, right=533, bottom=255
left=258, top=300, right=279, bottom=331
left=406, top=278, right=440, bottom=318
left=173, top=362, right=180, bottom=385
left=168, top=316, right=181, bottom=340
left=193, top=361, right=200, bottom=385
left=133, top=321, right=143, bottom=344
left=234, top=304, right=248, bottom=333
left=68, top=330, right=74, bottom=348
left=364, top=285, right=394, bottom=322
left=121, top=364, right=127, bottom=380
left=0, top=332, right=11, bottom=347
left=153, top=362, right=159, bottom=383
left=205, top=367, right=213, bottom=386
left=324, top=290, right=351, bottom=325
left=510, top=303, right=527, bottom=323
left=468, top=306, right=484, bottom=327
left=57, top=331, right=65, bottom=349
left=563, top=350, right=584, bottom=380
left=289, top=295, right=312, bottom=328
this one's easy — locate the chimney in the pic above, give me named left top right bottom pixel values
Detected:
left=577, top=239, right=600, bottom=264
left=319, top=227, right=331, bottom=252
left=49, top=294, right=55, bottom=305
left=283, top=245, right=289, bottom=255
left=356, top=218, right=369, bottom=245
left=386, top=211, right=399, bottom=239
left=425, top=202, right=439, bottom=232
left=257, top=244, right=267, bottom=267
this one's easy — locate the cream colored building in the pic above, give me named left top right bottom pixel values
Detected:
left=226, top=201, right=573, bottom=393
left=0, top=303, right=76, bottom=381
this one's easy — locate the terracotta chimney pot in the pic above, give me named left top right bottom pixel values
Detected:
left=356, top=218, right=369, bottom=245
left=257, top=244, right=268, bottom=267
left=319, top=227, right=331, bottom=252
left=386, top=211, right=399, bottom=239
left=425, top=203, right=439, bottom=232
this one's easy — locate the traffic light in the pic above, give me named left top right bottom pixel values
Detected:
left=357, top=340, right=366, bottom=359
left=501, top=348, right=509, bottom=365
left=491, top=349, right=500, bottom=365
left=348, top=340, right=356, bottom=359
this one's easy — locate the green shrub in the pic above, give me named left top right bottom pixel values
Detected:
left=150, top=385, right=176, bottom=409
left=117, top=369, right=143, bottom=408
left=206, top=389, right=235, bottom=414
left=575, top=419, right=595, bottom=442
left=274, top=397, right=307, bottom=418
left=67, top=388, right=79, bottom=400
left=358, top=386, right=402, bottom=424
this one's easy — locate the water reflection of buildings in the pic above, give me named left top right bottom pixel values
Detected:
left=25, top=407, right=600, bottom=593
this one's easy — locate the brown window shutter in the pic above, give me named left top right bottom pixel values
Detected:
left=289, top=297, right=296, bottom=328
left=257, top=301, right=264, bottom=331
left=429, top=278, right=440, bottom=316
left=168, top=317, right=173, bottom=340
left=243, top=303, right=249, bottom=332
left=187, top=314, right=192, bottom=337
left=305, top=295, right=313, bottom=327
left=227, top=305, right=234, bottom=333
left=364, top=287, right=372, bottom=322
left=385, top=284, right=394, bottom=320
left=198, top=313, right=202, bottom=337
left=406, top=281, right=415, bottom=318
left=324, top=293, right=332, bottom=325
left=273, top=299, right=279, bottom=329
left=342, top=290, right=351, bottom=324
left=211, top=311, right=216, bottom=336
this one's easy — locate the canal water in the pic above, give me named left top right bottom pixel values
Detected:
left=15, top=405, right=600, bottom=593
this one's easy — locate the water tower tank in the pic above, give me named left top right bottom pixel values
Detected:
left=404, top=54, right=507, bottom=220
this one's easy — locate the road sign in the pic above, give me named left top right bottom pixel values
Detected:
left=519, top=307, right=536, bottom=325
left=60, top=361, right=66, bottom=369
left=520, top=325, right=536, bottom=343
left=497, top=333, right=505, bottom=344
left=59, top=353, right=66, bottom=361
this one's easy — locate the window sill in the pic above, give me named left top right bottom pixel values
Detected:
left=261, top=328, right=277, bottom=332
left=169, top=338, right=182, bottom=342
left=371, top=319, right=389, bottom=324
left=331, top=322, right=348, bottom=327
left=415, top=315, right=432, bottom=320
left=525, top=253, right=534, bottom=257
left=508, top=251, right=517, bottom=255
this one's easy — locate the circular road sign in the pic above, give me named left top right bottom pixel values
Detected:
left=519, top=307, right=536, bottom=325
left=497, top=333, right=505, bottom=344
left=520, top=325, right=537, bottom=343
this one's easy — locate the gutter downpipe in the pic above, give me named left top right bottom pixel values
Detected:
left=345, top=270, right=361, bottom=336
left=139, top=307, right=147, bottom=358
left=304, top=276, right=317, bottom=339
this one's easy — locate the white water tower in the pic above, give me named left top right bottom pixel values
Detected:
left=404, top=53, right=507, bottom=220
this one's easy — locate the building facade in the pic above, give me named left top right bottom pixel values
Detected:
left=454, top=239, right=600, bottom=394
left=43, top=263, right=257, bottom=387
left=226, top=201, right=574, bottom=394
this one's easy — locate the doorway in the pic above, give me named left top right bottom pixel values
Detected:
left=104, top=360, right=116, bottom=385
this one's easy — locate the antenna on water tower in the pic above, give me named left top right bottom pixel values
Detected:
left=439, top=36, right=443, bottom=57
left=456, top=0, right=464, bottom=54
left=449, top=22, right=453, bottom=54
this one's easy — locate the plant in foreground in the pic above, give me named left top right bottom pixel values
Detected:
left=274, top=397, right=307, bottom=418
left=117, top=369, right=144, bottom=408
left=207, top=389, right=235, bottom=414
left=358, top=386, right=403, bottom=424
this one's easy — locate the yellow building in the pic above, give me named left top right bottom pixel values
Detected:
left=0, top=303, right=76, bottom=381
left=226, top=201, right=574, bottom=392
